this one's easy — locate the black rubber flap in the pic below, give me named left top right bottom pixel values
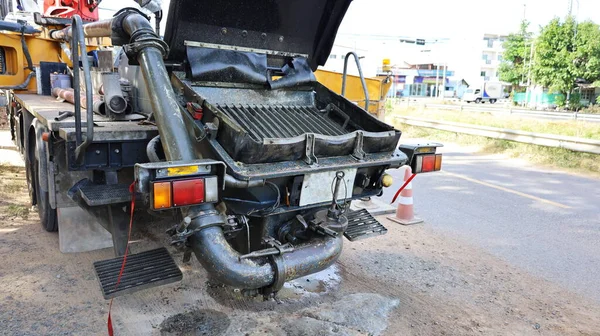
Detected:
left=187, top=47, right=268, bottom=84
left=93, top=247, right=183, bottom=299
left=163, top=0, right=353, bottom=70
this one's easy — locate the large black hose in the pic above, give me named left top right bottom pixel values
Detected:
left=0, top=21, right=36, bottom=90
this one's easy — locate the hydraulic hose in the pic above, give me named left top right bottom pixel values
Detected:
left=0, top=21, right=36, bottom=90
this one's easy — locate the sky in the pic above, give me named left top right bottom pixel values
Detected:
left=98, top=0, right=600, bottom=39
left=337, top=0, right=600, bottom=39
left=95, top=0, right=600, bottom=82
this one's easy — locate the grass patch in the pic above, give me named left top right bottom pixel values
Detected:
left=5, top=204, right=29, bottom=218
left=395, top=122, right=600, bottom=175
left=0, top=182, right=23, bottom=193
left=391, top=106, right=600, bottom=140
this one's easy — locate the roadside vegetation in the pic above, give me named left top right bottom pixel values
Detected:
left=0, top=165, right=30, bottom=220
left=392, top=122, right=600, bottom=175
left=501, top=17, right=600, bottom=110
left=391, top=106, right=600, bottom=140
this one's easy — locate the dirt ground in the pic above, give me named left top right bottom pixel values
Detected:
left=1, top=152, right=600, bottom=335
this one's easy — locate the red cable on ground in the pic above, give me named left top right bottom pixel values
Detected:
left=391, top=173, right=417, bottom=204
left=107, top=182, right=136, bottom=336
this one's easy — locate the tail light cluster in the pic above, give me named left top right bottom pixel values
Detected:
left=152, top=176, right=218, bottom=210
left=414, top=154, right=442, bottom=173
left=398, top=143, right=444, bottom=174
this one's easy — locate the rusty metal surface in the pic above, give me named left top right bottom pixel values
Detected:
left=190, top=225, right=343, bottom=289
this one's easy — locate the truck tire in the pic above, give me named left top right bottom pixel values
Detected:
left=35, top=155, right=58, bottom=232
left=475, top=98, right=482, bottom=104
left=26, top=133, right=58, bottom=232
left=490, top=99, right=497, bottom=104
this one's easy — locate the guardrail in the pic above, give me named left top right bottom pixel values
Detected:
left=394, top=116, right=600, bottom=155
left=418, top=103, right=600, bottom=123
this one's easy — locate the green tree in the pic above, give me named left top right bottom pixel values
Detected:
left=499, top=20, right=533, bottom=91
left=532, top=17, right=577, bottom=95
left=532, top=17, right=600, bottom=100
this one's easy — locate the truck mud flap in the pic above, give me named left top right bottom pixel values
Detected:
left=93, top=247, right=183, bottom=299
left=343, top=209, right=388, bottom=241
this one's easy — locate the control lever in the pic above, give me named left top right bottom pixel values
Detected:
left=297, top=213, right=339, bottom=238
left=239, top=237, right=294, bottom=260
left=309, top=223, right=339, bottom=238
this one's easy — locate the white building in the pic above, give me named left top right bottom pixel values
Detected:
left=480, top=34, right=508, bottom=82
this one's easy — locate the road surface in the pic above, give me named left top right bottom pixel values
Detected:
left=382, top=141, right=600, bottom=303
left=1, top=131, right=600, bottom=335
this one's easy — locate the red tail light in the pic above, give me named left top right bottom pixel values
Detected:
left=151, top=176, right=218, bottom=210
left=172, top=179, right=205, bottom=206
left=415, top=154, right=442, bottom=173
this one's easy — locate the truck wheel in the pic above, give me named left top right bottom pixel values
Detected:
left=475, top=98, right=482, bottom=104
left=27, top=135, right=58, bottom=232
left=35, top=155, right=58, bottom=232
left=490, top=99, right=497, bottom=104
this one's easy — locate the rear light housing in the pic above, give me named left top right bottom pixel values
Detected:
left=151, top=176, right=218, bottom=210
left=414, top=154, right=442, bottom=173
left=135, top=160, right=226, bottom=211
left=398, top=143, right=443, bottom=174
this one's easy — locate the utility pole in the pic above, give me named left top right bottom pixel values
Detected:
left=525, top=41, right=534, bottom=107
left=567, top=0, right=573, bottom=16
left=434, top=64, right=440, bottom=98
left=441, top=63, right=447, bottom=100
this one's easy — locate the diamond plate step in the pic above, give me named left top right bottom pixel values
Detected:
left=93, top=247, right=183, bottom=299
left=343, top=209, right=388, bottom=241
left=79, top=183, right=131, bottom=206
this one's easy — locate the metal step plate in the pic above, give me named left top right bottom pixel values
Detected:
left=93, top=247, right=183, bottom=299
left=79, top=183, right=131, bottom=206
left=344, top=209, right=388, bottom=241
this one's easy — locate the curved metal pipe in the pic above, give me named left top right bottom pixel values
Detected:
left=146, top=135, right=163, bottom=162
left=50, top=19, right=113, bottom=40
left=224, top=174, right=265, bottom=188
left=71, top=15, right=94, bottom=163
left=101, top=72, right=128, bottom=114
left=341, top=51, right=370, bottom=110
left=189, top=225, right=343, bottom=289
left=120, top=12, right=196, bottom=161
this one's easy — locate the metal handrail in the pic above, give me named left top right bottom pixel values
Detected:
left=341, top=52, right=370, bottom=110
left=71, top=15, right=94, bottom=163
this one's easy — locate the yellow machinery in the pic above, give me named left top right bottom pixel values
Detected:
left=0, top=23, right=106, bottom=92
left=315, top=69, right=392, bottom=119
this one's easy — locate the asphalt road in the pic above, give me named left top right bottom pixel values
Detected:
left=382, top=142, right=600, bottom=303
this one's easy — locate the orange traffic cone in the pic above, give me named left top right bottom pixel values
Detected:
left=388, top=166, right=423, bottom=225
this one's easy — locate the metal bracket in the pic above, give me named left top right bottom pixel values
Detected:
left=352, top=132, right=366, bottom=160
left=304, top=133, right=318, bottom=165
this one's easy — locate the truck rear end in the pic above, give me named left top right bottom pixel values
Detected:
left=3, top=0, right=439, bottom=298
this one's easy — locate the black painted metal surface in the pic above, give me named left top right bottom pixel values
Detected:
left=79, top=183, right=131, bottom=206
left=216, top=104, right=347, bottom=141
left=343, top=209, right=388, bottom=241
left=93, top=247, right=183, bottom=299
left=163, top=0, right=353, bottom=70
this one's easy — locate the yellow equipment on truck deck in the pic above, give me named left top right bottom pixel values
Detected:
left=315, top=69, right=392, bottom=119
